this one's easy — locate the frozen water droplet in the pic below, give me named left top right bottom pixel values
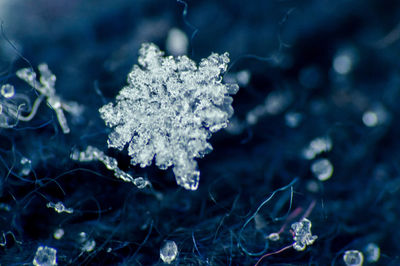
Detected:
left=82, top=239, right=96, bottom=252
left=54, top=202, right=65, bottom=213
left=78, top=232, right=96, bottom=252
left=133, top=177, right=149, bottom=189
left=53, top=228, right=64, bottom=240
left=311, top=159, right=333, bottom=181
left=20, top=157, right=32, bottom=176
left=291, top=218, right=317, bottom=251
left=364, top=243, right=380, bottom=263
left=33, top=246, right=57, bottom=266
left=1, top=84, right=15, bottom=98
left=160, top=240, right=178, bottom=264
left=268, top=233, right=280, bottom=241
left=343, top=250, right=364, bottom=266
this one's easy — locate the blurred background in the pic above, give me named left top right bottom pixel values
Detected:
left=0, top=0, right=399, bottom=264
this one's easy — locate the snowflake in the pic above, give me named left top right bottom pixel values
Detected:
left=99, top=43, right=239, bottom=190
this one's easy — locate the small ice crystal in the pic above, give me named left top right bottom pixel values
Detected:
left=268, top=233, right=280, bottom=241
left=79, top=232, right=96, bottom=252
left=46, top=201, right=73, bottom=214
left=311, top=158, right=333, bottom=181
left=133, top=177, right=150, bottom=189
left=160, top=240, right=178, bottom=264
left=33, top=246, right=57, bottom=266
left=82, top=239, right=96, bottom=252
left=1, top=84, right=15, bottom=98
left=302, top=136, right=332, bottom=160
left=291, top=218, right=317, bottom=251
left=364, top=243, right=380, bottom=263
left=362, top=104, right=389, bottom=127
left=343, top=250, right=364, bottom=266
left=20, top=156, right=32, bottom=176
left=53, top=228, right=64, bottom=240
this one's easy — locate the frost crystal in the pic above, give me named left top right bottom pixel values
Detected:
left=160, top=240, right=178, bottom=264
left=291, top=218, right=317, bottom=251
left=46, top=201, right=73, bottom=214
left=33, top=246, right=57, bottom=266
left=364, top=243, right=380, bottom=263
left=53, top=228, right=64, bottom=240
left=343, top=250, right=364, bottom=266
left=78, top=232, right=96, bottom=253
left=99, top=43, right=239, bottom=190
left=311, top=158, right=333, bottom=181
left=1, top=84, right=15, bottom=98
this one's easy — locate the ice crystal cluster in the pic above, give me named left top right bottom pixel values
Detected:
left=71, top=146, right=150, bottom=189
left=291, top=218, right=318, bottom=251
left=99, top=43, right=239, bottom=190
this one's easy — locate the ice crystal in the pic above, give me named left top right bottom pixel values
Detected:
left=291, top=218, right=317, bottom=251
left=99, top=43, right=239, bottom=190
left=343, top=250, right=364, bottom=266
left=160, top=240, right=178, bottom=264
left=33, top=246, right=57, bottom=266
left=46, top=201, right=73, bottom=214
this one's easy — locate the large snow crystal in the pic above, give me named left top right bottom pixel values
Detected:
left=99, top=43, right=239, bottom=190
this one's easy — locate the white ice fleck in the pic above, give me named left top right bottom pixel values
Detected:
left=311, top=158, right=333, bottom=181
left=160, top=240, right=178, bottom=264
left=1, top=84, right=15, bottom=98
left=33, top=246, right=57, bottom=266
left=166, top=28, right=188, bottom=56
left=364, top=243, right=380, bottom=263
left=343, top=250, right=364, bottom=266
left=291, top=218, right=317, bottom=251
